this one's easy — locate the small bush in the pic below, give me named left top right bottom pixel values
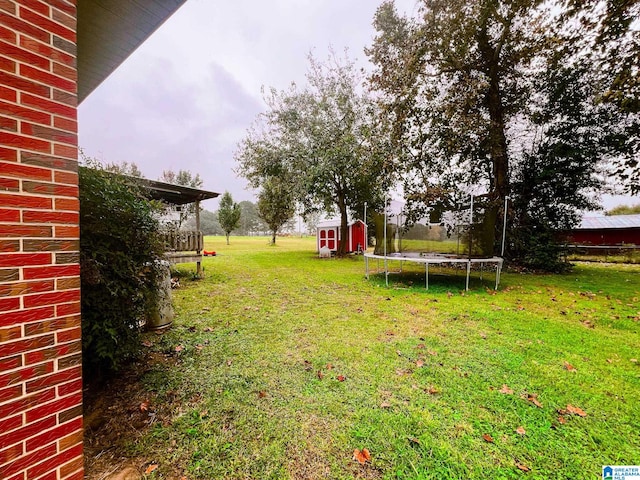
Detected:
left=79, top=163, right=165, bottom=378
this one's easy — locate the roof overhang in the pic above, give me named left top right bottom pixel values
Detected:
left=139, top=178, right=219, bottom=205
left=77, top=0, right=188, bottom=104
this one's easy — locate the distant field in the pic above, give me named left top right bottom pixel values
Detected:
left=90, top=236, right=640, bottom=479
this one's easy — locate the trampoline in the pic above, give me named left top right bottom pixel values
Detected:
left=365, top=195, right=508, bottom=290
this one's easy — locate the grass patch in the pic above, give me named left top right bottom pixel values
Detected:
left=105, top=236, right=640, bottom=479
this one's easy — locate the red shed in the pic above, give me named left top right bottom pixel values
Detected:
left=317, top=219, right=367, bottom=253
left=567, top=215, right=640, bottom=245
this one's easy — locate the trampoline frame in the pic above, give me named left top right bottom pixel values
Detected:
left=364, top=252, right=503, bottom=291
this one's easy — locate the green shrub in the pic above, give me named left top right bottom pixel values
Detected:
left=79, top=162, right=165, bottom=378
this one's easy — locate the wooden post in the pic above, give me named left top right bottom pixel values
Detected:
left=195, top=199, right=202, bottom=276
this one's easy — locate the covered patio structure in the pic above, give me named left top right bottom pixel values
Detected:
left=140, top=177, right=219, bottom=274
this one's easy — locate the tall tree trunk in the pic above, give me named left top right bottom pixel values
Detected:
left=487, top=76, right=509, bottom=202
left=226, top=233, right=230, bottom=245
left=478, top=11, right=509, bottom=255
left=271, top=231, right=276, bottom=244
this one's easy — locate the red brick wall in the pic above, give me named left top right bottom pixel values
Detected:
left=0, top=1, right=82, bottom=479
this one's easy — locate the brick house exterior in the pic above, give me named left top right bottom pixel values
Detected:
left=0, top=1, right=186, bottom=478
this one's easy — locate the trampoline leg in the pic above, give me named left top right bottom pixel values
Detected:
left=480, top=262, right=483, bottom=281
left=466, top=261, right=471, bottom=291
left=365, top=256, right=369, bottom=280
left=385, top=258, right=388, bottom=287
left=426, top=263, right=429, bottom=290
left=495, top=263, right=501, bottom=290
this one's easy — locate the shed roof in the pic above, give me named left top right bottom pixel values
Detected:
left=317, top=219, right=365, bottom=228
left=578, top=214, right=640, bottom=230
left=77, top=0, right=188, bottom=103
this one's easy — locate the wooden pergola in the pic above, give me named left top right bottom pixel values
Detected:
left=136, top=177, right=219, bottom=274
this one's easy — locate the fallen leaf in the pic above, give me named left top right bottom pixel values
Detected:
left=317, top=370, right=324, bottom=380
left=140, top=401, right=150, bottom=412
left=326, top=363, right=333, bottom=370
left=563, top=362, right=577, bottom=372
left=557, top=416, right=567, bottom=424
left=337, top=375, right=346, bottom=382
left=408, top=436, right=420, bottom=445
left=524, top=393, right=542, bottom=408
left=142, top=340, right=152, bottom=347
left=427, top=350, right=437, bottom=356
left=479, top=332, right=487, bottom=339
left=416, top=343, right=425, bottom=349
left=499, top=384, right=514, bottom=395
left=203, top=327, right=213, bottom=332
left=353, top=448, right=371, bottom=465
left=396, top=350, right=403, bottom=356
left=416, top=359, right=425, bottom=368
left=174, top=345, right=184, bottom=353
left=380, top=401, right=391, bottom=408
left=606, top=358, right=613, bottom=364
left=516, top=463, right=530, bottom=472
left=631, top=358, right=638, bottom=364
left=427, top=386, right=439, bottom=395
left=385, top=331, right=395, bottom=336
left=303, top=360, right=313, bottom=371
left=447, top=291, right=453, bottom=298
left=482, top=433, right=494, bottom=443
left=258, top=391, right=266, bottom=398
left=144, top=464, right=158, bottom=475
left=515, top=426, right=526, bottom=435
left=195, top=344, right=203, bottom=351
left=566, top=404, right=587, bottom=417
left=226, top=359, right=233, bottom=366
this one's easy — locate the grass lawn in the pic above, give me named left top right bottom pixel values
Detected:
left=97, top=236, right=640, bottom=479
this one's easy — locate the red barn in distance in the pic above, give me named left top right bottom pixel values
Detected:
left=567, top=214, right=640, bottom=246
left=317, top=219, right=367, bottom=254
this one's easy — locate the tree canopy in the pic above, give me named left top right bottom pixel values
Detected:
left=366, top=0, right=636, bottom=269
left=236, top=51, right=394, bottom=255
left=606, top=203, right=640, bottom=216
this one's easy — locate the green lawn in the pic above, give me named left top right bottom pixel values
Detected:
left=128, top=236, right=639, bottom=479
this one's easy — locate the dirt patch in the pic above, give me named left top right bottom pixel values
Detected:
left=83, top=350, right=174, bottom=479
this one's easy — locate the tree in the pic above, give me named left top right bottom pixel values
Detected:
left=562, top=0, right=640, bottom=193
left=218, top=191, right=241, bottom=244
left=236, top=50, right=394, bottom=256
left=103, top=160, right=144, bottom=177
left=367, top=1, right=550, bottom=249
left=158, top=169, right=204, bottom=229
left=184, top=209, right=223, bottom=235
left=366, top=1, right=630, bottom=268
left=606, top=203, right=640, bottom=216
left=237, top=200, right=265, bottom=235
left=257, top=177, right=296, bottom=244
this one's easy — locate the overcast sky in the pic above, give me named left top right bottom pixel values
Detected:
left=78, top=0, right=420, bottom=211
left=78, top=0, right=634, bottom=213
